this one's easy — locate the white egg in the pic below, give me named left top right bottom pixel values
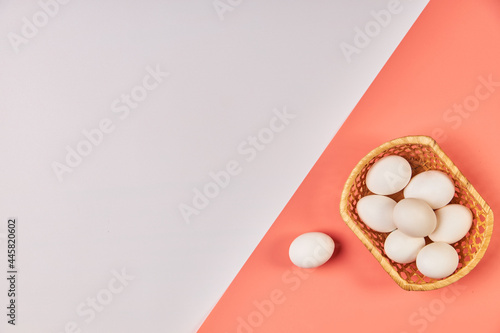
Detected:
left=384, top=229, right=425, bottom=264
left=289, top=232, right=335, bottom=268
left=393, top=198, right=437, bottom=237
left=429, top=204, right=473, bottom=244
left=366, top=155, right=412, bottom=195
left=403, top=170, right=455, bottom=209
left=356, top=195, right=397, bottom=232
left=416, top=242, right=459, bottom=279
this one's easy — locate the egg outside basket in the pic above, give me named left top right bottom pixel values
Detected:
left=339, top=135, right=494, bottom=291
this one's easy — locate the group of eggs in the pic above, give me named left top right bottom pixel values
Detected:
left=357, top=155, right=472, bottom=279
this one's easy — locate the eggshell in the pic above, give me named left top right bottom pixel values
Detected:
left=366, top=155, right=412, bottom=195
left=416, top=242, right=459, bottom=279
left=403, top=170, right=455, bottom=209
left=384, top=230, right=425, bottom=264
left=393, top=198, right=437, bottom=237
left=356, top=195, right=397, bottom=232
left=289, top=232, right=335, bottom=268
left=429, top=204, right=473, bottom=244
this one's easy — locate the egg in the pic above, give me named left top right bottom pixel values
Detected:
left=403, top=170, right=455, bottom=209
left=416, top=242, right=459, bottom=279
left=366, top=155, right=412, bottom=195
left=393, top=198, right=437, bottom=237
left=384, top=229, right=425, bottom=264
left=429, top=204, right=473, bottom=244
left=356, top=195, right=397, bottom=232
left=289, top=232, right=335, bottom=268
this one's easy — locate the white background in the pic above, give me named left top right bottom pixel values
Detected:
left=0, top=1, right=428, bottom=332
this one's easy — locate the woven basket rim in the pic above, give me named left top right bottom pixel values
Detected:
left=339, top=135, right=494, bottom=291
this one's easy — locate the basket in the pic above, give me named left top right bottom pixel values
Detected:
left=339, top=135, right=494, bottom=291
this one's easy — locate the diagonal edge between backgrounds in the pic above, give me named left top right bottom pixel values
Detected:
left=197, top=0, right=436, bottom=331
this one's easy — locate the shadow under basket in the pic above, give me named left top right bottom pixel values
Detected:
left=340, top=135, right=494, bottom=291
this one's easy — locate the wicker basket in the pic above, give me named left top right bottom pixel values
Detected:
left=340, top=135, right=494, bottom=291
